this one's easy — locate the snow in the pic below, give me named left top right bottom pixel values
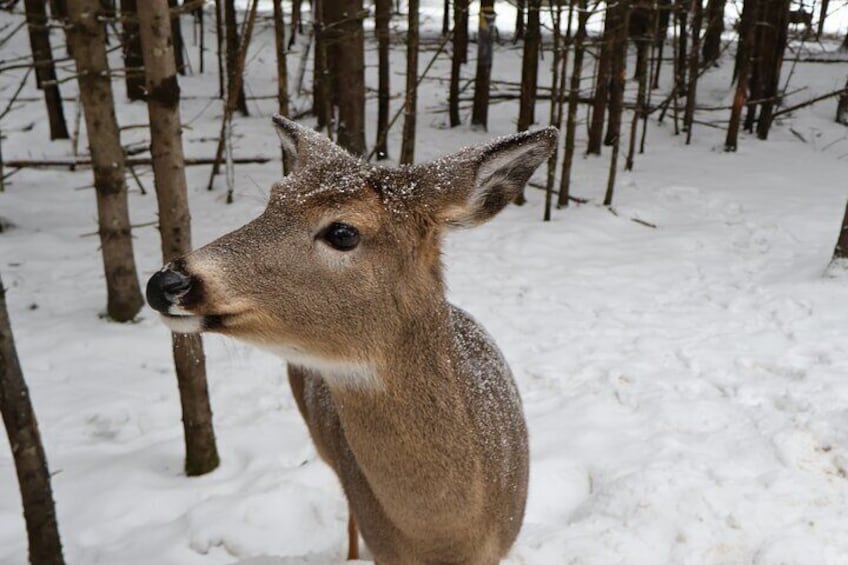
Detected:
left=2, top=2, right=848, bottom=564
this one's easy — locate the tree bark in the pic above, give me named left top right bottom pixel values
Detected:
left=324, top=0, right=366, bottom=155
left=558, top=0, right=587, bottom=207
left=684, top=0, right=702, bottom=143
left=543, top=0, right=566, bottom=219
left=313, top=0, right=330, bottom=129
left=604, top=1, right=628, bottom=146
left=0, top=276, right=65, bottom=565
left=442, top=0, right=450, bottom=35
left=272, top=0, right=292, bottom=173
left=120, top=0, right=145, bottom=101
left=701, top=0, right=725, bottom=65
left=67, top=0, right=144, bottom=322
left=137, top=0, right=220, bottom=477
left=816, top=0, right=828, bottom=39
left=471, top=0, right=495, bottom=129
left=587, top=2, right=615, bottom=154
left=836, top=77, right=848, bottom=125
left=834, top=200, right=848, bottom=259
left=224, top=0, right=248, bottom=115
left=24, top=0, right=69, bottom=139
left=627, top=12, right=649, bottom=169
left=517, top=0, right=541, bottom=132
left=214, top=0, right=224, bottom=97
left=754, top=0, right=790, bottom=139
left=400, top=0, right=418, bottom=164
left=652, top=0, right=672, bottom=89
left=726, top=0, right=755, bottom=150
left=514, top=0, right=525, bottom=41
left=374, top=0, right=391, bottom=158
left=448, top=0, right=468, bottom=126
left=604, top=1, right=629, bottom=206
left=168, top=0, right=186, bottom=75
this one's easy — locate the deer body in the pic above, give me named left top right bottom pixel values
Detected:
left=146, top=117, right=556, bottom=564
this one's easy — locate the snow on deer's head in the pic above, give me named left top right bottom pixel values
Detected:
left=146, top=116, right=556, bottom=376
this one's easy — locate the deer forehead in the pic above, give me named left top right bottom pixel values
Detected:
left=267, top=165, right=427, bottom=230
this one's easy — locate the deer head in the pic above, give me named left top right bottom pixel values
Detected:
left=146, top=116, right=556, bottom=384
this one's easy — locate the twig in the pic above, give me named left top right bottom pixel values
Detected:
left=0, top=67, right=32, bottom=121
left=772, top=87, right=848, bottom=118
left=80, top=220, right=158, bottom=237
left=2, top=156, right=272, bottom=169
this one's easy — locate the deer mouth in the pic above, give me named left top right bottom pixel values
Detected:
left=159, top=309, right=228, bottom=334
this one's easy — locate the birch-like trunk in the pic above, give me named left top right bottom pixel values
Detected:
left=137, top=0, right=220, bottom=477
left=68, top=0, right=144, bottom=322
left=0, top=275, right=65, bottom=565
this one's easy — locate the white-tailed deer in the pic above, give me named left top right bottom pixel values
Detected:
left=146, top=116, right=557, bottom=564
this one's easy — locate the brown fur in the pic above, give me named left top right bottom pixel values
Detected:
left=151, top=117, right=557, bottom=564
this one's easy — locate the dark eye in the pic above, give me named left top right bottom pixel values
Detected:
left=322, top=222, right=360, bottom=251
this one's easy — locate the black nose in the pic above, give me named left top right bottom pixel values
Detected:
left=146, top=268, right=192, bottom=313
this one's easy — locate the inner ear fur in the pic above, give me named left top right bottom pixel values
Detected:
left=420, top=128, right=559, bottom=227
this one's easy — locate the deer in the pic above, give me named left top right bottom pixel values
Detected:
left=145, top=116, right=557, bottom=564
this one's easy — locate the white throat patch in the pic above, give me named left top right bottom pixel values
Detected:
left=263, top=343, right=382, bottom=390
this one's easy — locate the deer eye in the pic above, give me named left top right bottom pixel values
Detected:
left=321, top=222, right=360, bottom=251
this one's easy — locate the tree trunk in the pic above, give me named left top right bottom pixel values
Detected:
left=442, top=0, right=450, bottom=35
left=24, top=0, right=69, bottom=139
left=627, top=18, right=649, bottom=169
left=194, top=4, right=204, bottom=73
left=313, top=0, right=330, bottom=129
left=120, top=0, right=145, bottom=101
left=374, top=0, right=391, bottom=158
left=224, top=0, right=248, bottom=115
left=207, top=0, right=259, bottom=193
left=816, top=0, right=828, bottom=40
left=325, top=0, right=366, bottom=155
left=68, top=0, right=144, bottom=322
left=215, top=0, right=224, bottom=98
left=400, top=0, right=418, bottom=164
left=137, top=0, right=220, bottom=477
left=604, top=1, right=627, bottom=146
left=471, top=0, right=495, bottom=129
left=754, top=0, right=790, bottom=139
left=0, top=276, right=65, bottom=565
left=652, top=0, right=672, bottom=88
left=833, top=201, right=848, bottom=259
left=292, top=0, right=302, bottom=39
left=448, top=0, right=468, bottom=126
left=604, top=1, right=629, bottom=206
left=543, top=0, right=566, bottom=219
left=48, top=0, right=67, bottom=19
left=272, top=0, right=292, bottom=173
left=836, top=77, right=848, bottom=125
left=701, top=0, right=725, bottom=65
left=517, top=0, right=541, bottom=132
left=558, top=0, right=587, bottom=207
left=684, top=0, right=702, bottom=143
left=587, top=3, right=615, bottom=154
left=514, top=0, right=525, bottom=41
left=168, top=0, right=186, bottom=75
left=726, top=0, right=755, bottom=150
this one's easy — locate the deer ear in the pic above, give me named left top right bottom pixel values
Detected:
left=426, top=128, right=558, bottom=227
left=272, top=114, right=351, bottom=172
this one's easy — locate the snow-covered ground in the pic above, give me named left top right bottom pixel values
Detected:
left=2, top=3, right=848, bottom=564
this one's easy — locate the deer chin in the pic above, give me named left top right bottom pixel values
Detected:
left=158, top=312, right=206, bottom=334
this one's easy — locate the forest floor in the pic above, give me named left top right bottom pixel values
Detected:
left=2, top=3, right=848, bottom=564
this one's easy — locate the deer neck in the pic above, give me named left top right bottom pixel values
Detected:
left=320, top=298, right=485, bottom=528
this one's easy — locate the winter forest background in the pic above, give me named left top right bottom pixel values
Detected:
left=1, top=0, right=848, bottom=562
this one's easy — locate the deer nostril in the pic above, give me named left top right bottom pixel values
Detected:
left=146, top=269, right=192, bottom=313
